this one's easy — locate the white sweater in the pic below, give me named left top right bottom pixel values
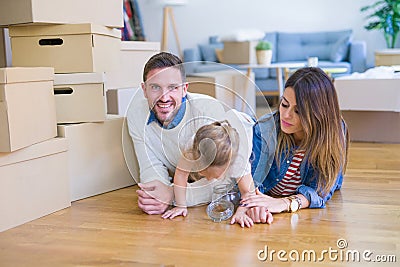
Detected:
left=127, top=90, right=253, bottom=206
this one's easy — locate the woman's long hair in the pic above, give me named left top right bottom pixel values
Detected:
left=276, top=67, right=349, bottom=196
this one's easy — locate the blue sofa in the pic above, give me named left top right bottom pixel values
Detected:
left=183, top=30, right=367, bottom=94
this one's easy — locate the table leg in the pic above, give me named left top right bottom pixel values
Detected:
left=276, top=67, right=284, bottom=96
left=241, top=67, right=253, bottom=112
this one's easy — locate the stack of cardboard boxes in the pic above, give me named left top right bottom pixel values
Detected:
left=0, top=0, right=159, bottom=232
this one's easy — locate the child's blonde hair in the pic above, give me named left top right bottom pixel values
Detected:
left=183, top=120, right=239, bottom=180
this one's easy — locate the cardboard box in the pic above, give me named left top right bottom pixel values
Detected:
left=0, top=28, right=12, bottom=67
left=106, top=87, right=139, bottom=116
left=334, top=78, right=400, bottom=112
left=0, top=67, right=57, bottom=152
left=9, top=24, right=121, bottom=73
left=0, top=138, right=70, bottom=232
left=54, top=73, right=106, bottom=123
left=342, top=111, right=400, bottom=143
left=187, top=70, right=256, bottom=114
left=221, top=41, right=258, bottom=64
left=0, top=0, right=123, bottom=28
left=335, top=77, right=400, bottom=143
left=375, top=49, right=400, bottom=66
left=57, top=116, right=138, bottom=201
left=105, top=41, right=160, bottom=90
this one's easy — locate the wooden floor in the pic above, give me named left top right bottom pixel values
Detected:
left=0, top=142, right=399, bottom=266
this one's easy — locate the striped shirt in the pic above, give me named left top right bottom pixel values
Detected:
left=268, top=150, right=306, bottom=196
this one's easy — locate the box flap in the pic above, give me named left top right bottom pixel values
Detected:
left=0, top=138, right=67, bottom=167
left=0, top=67, right=54, bottom=84
left=54, top=72, right=105, bottom=85
left=9, top=23, right=121, bottom=38
left=121, top=41, right=160, bottom=51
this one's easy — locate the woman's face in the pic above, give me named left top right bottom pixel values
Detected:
left=279, top=87, right=304, bottom=143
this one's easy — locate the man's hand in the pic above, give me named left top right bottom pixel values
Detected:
left=136, top=180, right=174, bottom=215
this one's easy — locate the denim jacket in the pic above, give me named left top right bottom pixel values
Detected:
left=251, top=112, right=344, bottom=208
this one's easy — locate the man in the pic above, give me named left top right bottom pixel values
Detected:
left=127, top=52, right=227, bottom=215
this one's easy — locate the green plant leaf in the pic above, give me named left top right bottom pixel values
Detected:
left=361, top=0, right=400, bottom=48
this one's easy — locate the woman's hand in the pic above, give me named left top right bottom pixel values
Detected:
left=230, top=206, right=254, bottom=228
left=240, top=188, right=288, bottom=213
left=161, top=207, right=188, bottom=219
left=246, top=207, right=274, bottom=224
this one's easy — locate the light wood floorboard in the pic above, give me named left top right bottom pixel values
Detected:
left=0, top=142, right=399, bottom=266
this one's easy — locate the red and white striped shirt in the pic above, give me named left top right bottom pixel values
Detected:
left=268, top=150, right=305, bottom=196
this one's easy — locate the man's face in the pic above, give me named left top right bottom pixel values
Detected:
left=142, top=67, right=188, bottom=126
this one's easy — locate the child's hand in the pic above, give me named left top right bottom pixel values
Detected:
left=230, top=206, right=254, bottom=228
left=161, top=207, right=188, bottom=219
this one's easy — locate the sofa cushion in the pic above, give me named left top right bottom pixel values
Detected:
left=277, top=30, right=352, bottom=62
left=198, top=43, right=224, bottom=62
left=209, top=35, right=221, bottom=44
left=330, top=34, right=351, bottom=62
left=192, top=62, right=231, bottom=73
left=263, top=32, right=278, bottom=63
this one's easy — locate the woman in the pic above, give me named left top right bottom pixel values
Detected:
left=243, top=67, right=349, bottom=222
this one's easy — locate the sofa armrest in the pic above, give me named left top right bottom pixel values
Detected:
left=349, top=41, right=367, bottom=73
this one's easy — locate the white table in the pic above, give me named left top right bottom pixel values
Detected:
left=239, top=63, right=305, bottom=96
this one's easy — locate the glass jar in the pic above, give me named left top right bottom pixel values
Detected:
left=206, top=184, right=235, bottom=222
left=227, top=184, right=240, bottom=208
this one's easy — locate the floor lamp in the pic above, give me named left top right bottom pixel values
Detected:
left=160, top=0, right=186, bottom=58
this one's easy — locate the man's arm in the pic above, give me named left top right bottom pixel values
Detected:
left=127, top=102, right=174, bottom=214
left=137, top=181, right=173, bottom=215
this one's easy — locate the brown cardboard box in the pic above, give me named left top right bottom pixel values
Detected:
left=105, top=41, right=160, bottom=90
left=221, top=41, right=258, bottom=64
left=187, top=70, right=256, bottom=114
left=0, top=0, right=123, bottom=28
left=106, top=88, right=139, bottom=116
left=9, top=24, right=121, bottom=73
left=342, top=111, right=400, bottom=143
left=54, top=73, right=106, bottom=123
left=0, top=67, right=57, bottom=152
left=375, top=49, right=400, bottom=66
left=334, top=77, right=400, bottom=143
left=57, top=116, right=138, bottom=201
left=0, top=28, right=12, bottom=67
left=335, top=78, right=400, bottom=112
left=0, top=138, right=70, bottom=232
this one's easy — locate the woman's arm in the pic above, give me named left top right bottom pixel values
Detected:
left=241, top=189, right=310, bottom=214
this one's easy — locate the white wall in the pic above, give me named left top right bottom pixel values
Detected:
left=137, top=0, right=397, bottom=68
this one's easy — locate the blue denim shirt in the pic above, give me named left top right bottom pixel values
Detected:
left=147, top=97, right=187, bottom=129
left=251, top=112, right=344, bottom=208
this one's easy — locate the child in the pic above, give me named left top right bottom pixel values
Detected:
left=162, top=110, right=258, bottom=228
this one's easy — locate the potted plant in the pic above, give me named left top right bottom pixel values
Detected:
left=360, top=0, right=400, bottom=48
left=255, top=40, right=273, bottom=65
